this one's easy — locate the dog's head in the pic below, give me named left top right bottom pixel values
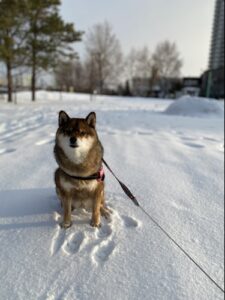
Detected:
left=56, top=111, right=98, bottom=163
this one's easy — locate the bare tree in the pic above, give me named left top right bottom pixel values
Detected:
left=135, top=47, right=152, bottom=78
left=55, top=58, right=85, bottom=92
left=55, top=60, right=75, bottom=91
left=125, top=47, right=152, bottom=80
left=82, top=56, right=99, bottom=94
left=124, top=48, right=139, bottom=81
left=125, top=47, right=159, bottom=96
left=85, top=21, right=123, bottom=94
left=152, top=41, right=182, bottom=96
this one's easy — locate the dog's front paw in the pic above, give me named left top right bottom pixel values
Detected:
left=60, top=221, right=72, bottom=229
left=90, top=220, right=101, bottom=228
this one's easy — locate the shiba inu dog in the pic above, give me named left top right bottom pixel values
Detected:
left=54, top=111, right=110, bottom=229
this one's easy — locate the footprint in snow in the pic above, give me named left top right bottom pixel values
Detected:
left=121, top=215, right=139, bottom=228
left=50, top=225, right=66, bottom=256
left=92, top=213, right=139, bottom=265
left=92, top=240, right=116, bottom=264
left=180, top=136, right=197, bottom=142
left=0, top=148, right=16, bottom=155
left=50, top=202, right=141, bottom=265
left=62, top=231, right=86, bottom=255
left=183, top=142, right=205, bottom=149
left=97, top=224, right=113, bottom=239
left=202, top=136, right=219, bottom=142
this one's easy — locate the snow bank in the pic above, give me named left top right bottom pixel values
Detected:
left=165, top=96, right=224, bottom=117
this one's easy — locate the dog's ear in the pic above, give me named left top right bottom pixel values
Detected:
left=86, top=112, right=96, bottom=129
left=59, top=111, right=70, bottom=127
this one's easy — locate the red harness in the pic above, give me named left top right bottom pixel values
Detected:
left=97, top=167, right=105, bottom=182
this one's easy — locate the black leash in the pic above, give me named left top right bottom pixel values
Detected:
left=102, top=159, right=140, bottom=207
left=102, top=159, right=224, bottom=294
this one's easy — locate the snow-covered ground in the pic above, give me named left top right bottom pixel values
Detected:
left=0, top=92, right=224, bottom=300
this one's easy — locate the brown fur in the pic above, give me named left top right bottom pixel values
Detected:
left=54, top=111, right=110, bottom=229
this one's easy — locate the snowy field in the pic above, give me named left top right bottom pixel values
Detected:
left=0, top=92, right=224, bottom=300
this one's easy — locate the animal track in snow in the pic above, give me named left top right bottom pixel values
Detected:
left=0, top=124, right=42, bottom=143
left=0, top=148, right=16, bottom=155
left=92, top=241, right=116, bottom=264
left=201, top=136, right=220, bottom=142
left=100, top=129, right=153, bottom=137
left=180, top=136, right=197, bottom=142
left=62, top=232, right=86, bottom=255
left=121, top=215, right=139, bottom=228
left=97, top=224, right=113, bottom=239
left=177, top=134, right=225, bottom=153
left=183, top=142, right=205, bottom=149
left=50, top=225, right=66, bottom=256
left=50, top=203, right=141, bottom=266
left=177, top=134, right=205, bottom=149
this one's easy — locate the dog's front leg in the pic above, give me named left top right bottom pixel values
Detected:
left=61, top=196, right=72, bottom=229
left=90, top=187, right=103, bottom=228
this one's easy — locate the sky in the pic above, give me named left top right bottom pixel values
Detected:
left=60, top=0, right=216, bottom=78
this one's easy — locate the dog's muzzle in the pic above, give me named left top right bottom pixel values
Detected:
left=70, top=137, right=78, bottom=148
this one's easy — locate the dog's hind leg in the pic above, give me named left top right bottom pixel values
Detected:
left=100, top=207, right=111, bottom=219
left=100, top=189, right=111, bottom=219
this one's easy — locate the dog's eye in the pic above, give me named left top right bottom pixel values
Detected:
left=65, top=129, right=73, bottom=135
left=80, top=131, right=86, bottom=136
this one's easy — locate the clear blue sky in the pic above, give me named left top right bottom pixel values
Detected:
left=60, top=0, right=215, bottom=77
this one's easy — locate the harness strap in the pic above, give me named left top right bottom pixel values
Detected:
left=63, top=167, right=105, bottom=182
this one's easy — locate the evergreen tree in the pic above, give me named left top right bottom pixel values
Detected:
left=0, top=0, right=27, bottom=102
left=24, top=0, right=82, bottom=101
left=124, top=80, right=131, bottom=96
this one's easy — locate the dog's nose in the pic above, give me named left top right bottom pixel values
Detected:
left=70, top=137, right=77, bottom=145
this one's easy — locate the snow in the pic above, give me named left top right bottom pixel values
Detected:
left=165, top=96, right=224, bottom=117
left=0, top=92, right=224, bottom=300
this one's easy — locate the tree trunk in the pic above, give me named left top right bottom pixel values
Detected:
left=6, top=60, right=13, bottom=103
left=31, top=31, right=37, bottom=102
left=31, top=62, right=36, bottom=101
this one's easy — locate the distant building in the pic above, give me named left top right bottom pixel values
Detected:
left=182, top=77, right=201, bottom=97
left=209, top=0, right=224, bottom=70
left=131, top=77, right=182, bottom=98
left=202, top=0, right=224, bottom=99
left=201, top=68, right=224, bottom=99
